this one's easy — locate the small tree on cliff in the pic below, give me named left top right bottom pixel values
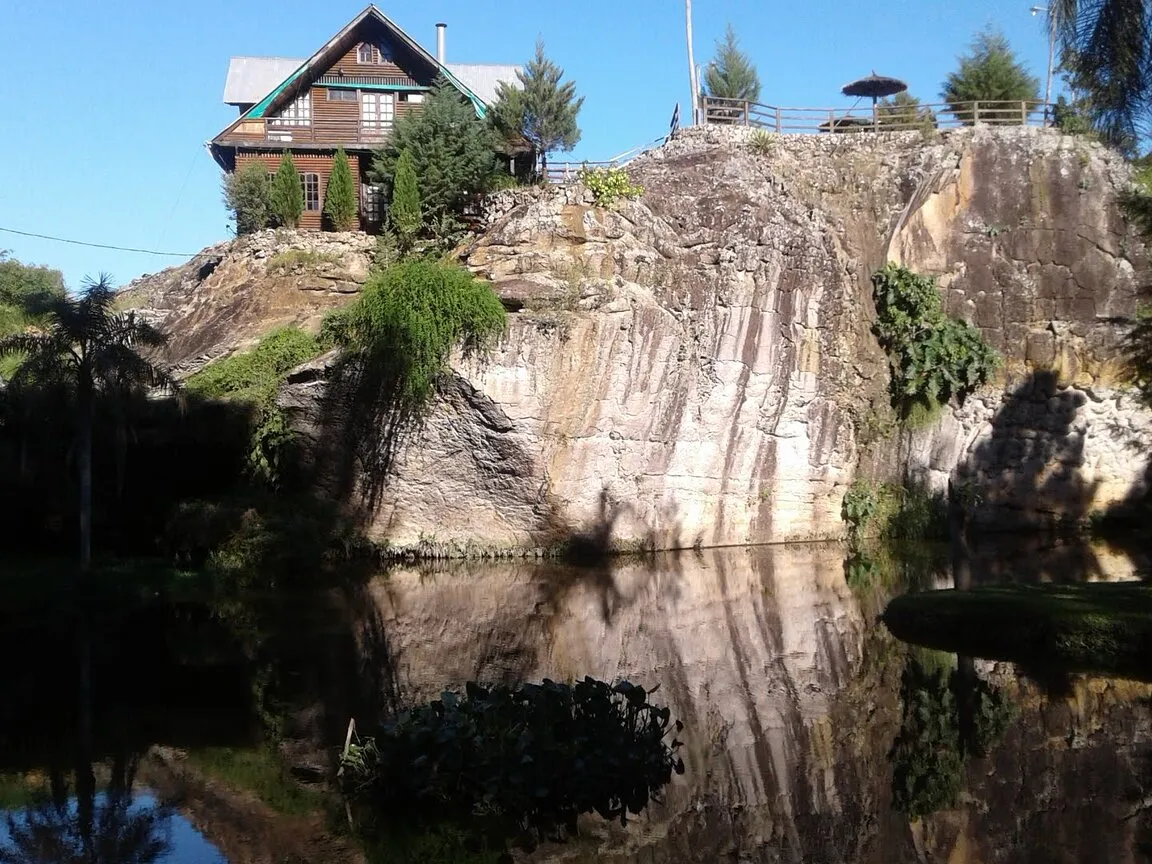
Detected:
left=223, top=163, right=272, bottom=235
left=941, top=29, right=1040, bottom=123
left=372, top=79, right=499, bottom=221
left=489, top=39, right=583, bottom=177
left=390, top=149, right=422, bottom=251
left=270, top=152, right=304, bottom=228
left=323, top=148, right=359, bottom=231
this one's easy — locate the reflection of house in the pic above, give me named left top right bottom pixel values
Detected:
left=209, top=5, right=520, bottom=230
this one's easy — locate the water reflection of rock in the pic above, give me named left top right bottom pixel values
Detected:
left=374, top=544, right=909, bottom=862
left=373, top=544, right=1152, bottom=863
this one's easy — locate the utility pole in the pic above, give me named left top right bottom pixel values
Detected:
left=1031, top=5, right=1056, bottom=122
left=686, top=0, right=699, bottom=125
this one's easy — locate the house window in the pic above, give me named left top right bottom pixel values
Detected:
left=301, top=173, right=320, bottom=211
left=361, top=183, right=383, bottom=224
left=271, top=92, right=311, bottom=127
left=356, top=41, right=392, bottom=64
left=327, top=88, right=357, bottom=102
left=361, top=92, right=395, bottom=133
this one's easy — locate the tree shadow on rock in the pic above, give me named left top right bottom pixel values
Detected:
left=958, top=370, right=1098, bottom=532
left=538, top=489, right=685, bottom=626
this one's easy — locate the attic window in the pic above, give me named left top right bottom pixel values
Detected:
left=356, top=41, right=392, bottom=64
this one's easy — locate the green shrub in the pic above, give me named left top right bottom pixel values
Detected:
left=487, top=171, right=522, bottom=191
left=872, top=264, right=1000, bottom=420
left=342, top=678, right=683, bottom=849
left=390, top=149, right=422, bottom=250
left=747, top=130, right=776, bottom=157
left=223, top=163, right=272, bottom=235
left=328, top=260, right=505, bottom=409
left=269, top=152, right=304, bottom=229
left=323, top=147, right=359, bottom=231
left=578, top=166, right=643, bottom=206
left=841, top=480, right=879, bottom=540
left=186, top=327, right=323, bottom=482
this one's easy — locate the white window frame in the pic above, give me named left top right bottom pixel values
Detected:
left=301, top=173, right=320, bottom=211
left=270, top=91, right=311, bottom=127
left=357, top=42, right=375, bottom=64
left=360, top=91, right=395, bottom=130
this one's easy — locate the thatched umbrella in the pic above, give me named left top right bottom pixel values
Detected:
left=841, top=71, right=908, bottom=129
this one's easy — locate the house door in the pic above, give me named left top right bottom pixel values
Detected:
left=360, top=92, right=394, bottom=143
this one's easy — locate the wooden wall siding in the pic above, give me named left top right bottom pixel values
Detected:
left=328, top=19, right=435, bottom=87
left=236, top=151, right=361, bottom=231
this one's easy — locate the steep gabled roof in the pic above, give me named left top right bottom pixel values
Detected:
left=231, top=5, right=488, bottom=125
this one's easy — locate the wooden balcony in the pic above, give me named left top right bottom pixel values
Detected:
left=221, top=116, right=393, bottom=148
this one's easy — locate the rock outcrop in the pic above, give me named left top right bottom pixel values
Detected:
left=128, top=126, right=1152, bottom=551
left=121, top=229, right=375, bottom=376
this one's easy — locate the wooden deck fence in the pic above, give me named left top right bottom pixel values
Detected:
left=701, top=97, right=1055, bottom=133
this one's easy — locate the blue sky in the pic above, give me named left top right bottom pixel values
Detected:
left=0, top=0, right=1057, bottom=289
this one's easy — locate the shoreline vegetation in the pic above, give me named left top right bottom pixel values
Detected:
left=883, top=582, right=1152, bottom=681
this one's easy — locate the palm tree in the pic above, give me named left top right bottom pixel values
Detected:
left=0, top=275, right=173, bottom=573
left=1051, top=0, right=1151, bottom=145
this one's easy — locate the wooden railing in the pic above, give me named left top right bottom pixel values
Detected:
left=701, top=97, right=1055, bottom=133
left=544, top=160, right=619, bottom=183
left=225, top=117, right=394, bottom=146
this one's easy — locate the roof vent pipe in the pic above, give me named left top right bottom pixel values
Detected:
left=436, top=23, right=447, bottom=64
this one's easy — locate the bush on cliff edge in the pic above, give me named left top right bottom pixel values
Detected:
left=322, top=259, right=506, bottom=411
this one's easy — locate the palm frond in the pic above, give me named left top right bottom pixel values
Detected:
left=0, top=332, right=57, bottom=359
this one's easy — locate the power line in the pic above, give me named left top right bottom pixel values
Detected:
left=0, top=226, right=210, bottom=258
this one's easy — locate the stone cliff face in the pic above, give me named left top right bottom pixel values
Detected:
left=129, top=125, right=1152, bottom=551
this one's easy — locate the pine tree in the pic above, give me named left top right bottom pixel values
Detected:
left=323, top=147, right=359, bottom=231
left=941, top=29, right=1040, bottom=124
left=269, top=151, right=304, bottom=228
left=702, top=24, right=761, bottom=104
left=372, top=78, right=498, bottom=220
left=489, top=39, right=583, bottom=176
left=390, top=149, right=422, bottom=251
left=223, top=162, right=272, bottom=235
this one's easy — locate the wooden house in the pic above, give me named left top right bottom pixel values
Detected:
left=210, top=5, right=521, bottom=231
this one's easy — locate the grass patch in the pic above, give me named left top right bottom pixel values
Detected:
left=883, top=582, right=1152, bottom=680
left=265, top=249, right=342, bottom=276
left=185, top=327, right=325, bottom=483
left=184, top=746, right=323, bottom=816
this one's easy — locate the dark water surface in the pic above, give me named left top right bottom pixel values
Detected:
left=1, top=538, right=1149, bottom=863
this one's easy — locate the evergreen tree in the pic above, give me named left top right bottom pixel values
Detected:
left=489, top=39, right=583, bottom=175
left=390, top=149, right=422, bottom=251
left=223, top=162, right=272, bottom=235
left=941, top=29, right=1040, bottom=124
left=372, top=78, right=498, bottom=220
left=702, top=24, right=761, bottom=104
left=323, top=147, right=359, bottom=231
left=878, top=92, right=937, bottom=129
left=269, top=152, right=304, bottom=228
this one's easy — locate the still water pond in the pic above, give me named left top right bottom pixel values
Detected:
left=1, top=538, right=1149, bottom=863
